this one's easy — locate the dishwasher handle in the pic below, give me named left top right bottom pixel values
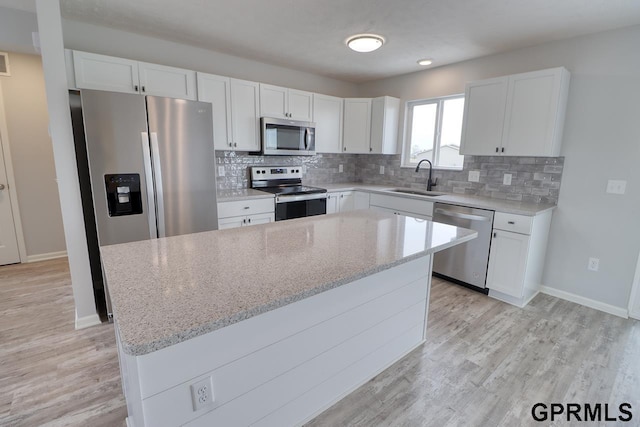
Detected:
left=434, top=208, right=492, bottom=222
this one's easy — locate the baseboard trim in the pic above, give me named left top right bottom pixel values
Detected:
left=540, top=286, right=628, bottom=319
left=26, top=250, right=67, bottom=263
left=75, top=313, right=102, bottom=329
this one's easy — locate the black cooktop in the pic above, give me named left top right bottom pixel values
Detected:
left=257, top=185, right=327, bottom=196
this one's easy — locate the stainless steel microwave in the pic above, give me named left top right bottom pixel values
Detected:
left=261, top=117, right=316, bottom=156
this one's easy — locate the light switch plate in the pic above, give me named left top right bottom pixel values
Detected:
left=468, top=171, right=480, bottom=182
left=379, top=165, right=385, bottom=175
left=217, top=165, right=225, bottom=177
left=606, top=180, right=626, bottom=194
left=503, top=173, right=512, bottom=186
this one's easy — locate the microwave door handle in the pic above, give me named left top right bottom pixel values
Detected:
left=304, top=128, right=309, bottom=150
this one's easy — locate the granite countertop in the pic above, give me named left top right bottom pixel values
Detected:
left=320, top=183, right=555, bottom=216
left=101, top=210, right=476, bottom=356
left=217, top=188, right=274, bottom=202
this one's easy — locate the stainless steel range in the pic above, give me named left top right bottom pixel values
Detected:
left=251, top=166, right=326, bottom=221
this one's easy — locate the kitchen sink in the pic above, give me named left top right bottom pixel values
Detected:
left=386, top=188, right=446, bottom=197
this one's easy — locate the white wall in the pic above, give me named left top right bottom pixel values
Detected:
left=61, top=19, right=359, bottom=98
left=0, top=52, right=66, bottom=257
left=359, top=25, right=640, bottom=311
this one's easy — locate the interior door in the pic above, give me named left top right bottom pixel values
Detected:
left=0, top=132, right=20, bottom=265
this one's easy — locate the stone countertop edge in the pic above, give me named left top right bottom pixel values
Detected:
left=217, top=188, right=275, bottom=202
left=112, top=229, right=477, bottom=357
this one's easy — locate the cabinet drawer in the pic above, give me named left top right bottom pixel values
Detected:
left=218, top=198, right=274, bottom=218
left=493, top=212, right=533, bottom=235
left=370, top=193, right=434, bottom=217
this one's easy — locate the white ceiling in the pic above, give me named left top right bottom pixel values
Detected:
left=8, top=0, right=640, bottom=82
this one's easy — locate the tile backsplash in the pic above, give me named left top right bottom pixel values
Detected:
left=215, top=151, right=564, bottom=205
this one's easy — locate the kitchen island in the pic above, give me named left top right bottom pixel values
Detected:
left=101, top=210, right=476, bottom=427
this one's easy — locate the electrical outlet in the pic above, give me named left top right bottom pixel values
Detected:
left=190, top=376, right=214, bottom=411
left=503, top=173, right=512, bottom=186
left=338, top=164, right=343, bottom=173
left=606, top=180, right=626, bottom=194
left=588, top=257, right=600, bottom=272
left=468, top=170, right=480, bottom=182
left=379, top=165, right=385, bottom=174
left=217, top=166, right=225, bottom=177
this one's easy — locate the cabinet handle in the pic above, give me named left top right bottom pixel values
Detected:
left=247, top=218, right=251, bottom=223
left=234, top=143, right=237, bottom=147
left=340, top=194, right=344, bottom=198
left=141, top=86, right=146, bottom=93
left=495, top=147, right=499, bottom=153
left=493, top=232, right=497, bottom=238
left=343, top=147, right=346, bottom=151
left=501, top=147, right=505, bottom=153
left=244, top=206, right=250, bottom=210
left=243, top=218, right=246, bottom=224
left=508, top=221, right=515, bottom=224
left=369, top=147, right=372, bottom=152
left=134, top=85, right=139, bottom=92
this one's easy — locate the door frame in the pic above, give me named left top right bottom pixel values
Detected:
left=0, top=83, right=27, bottom=263
left=629, top=251, right=640, bottom=320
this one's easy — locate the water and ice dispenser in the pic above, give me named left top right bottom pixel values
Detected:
left=104, top=174, right=143, bottom=217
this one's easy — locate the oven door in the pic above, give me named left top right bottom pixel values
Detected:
left=275, top=193, right=326, bottom=221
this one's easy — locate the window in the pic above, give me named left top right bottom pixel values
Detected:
left=403, top=95, right=465, bottom=169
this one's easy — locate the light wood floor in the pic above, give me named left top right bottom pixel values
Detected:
left=1, top=259, right=638, bottom=426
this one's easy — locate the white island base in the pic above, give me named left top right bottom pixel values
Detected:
left=118, top=255, right=432, bottom=427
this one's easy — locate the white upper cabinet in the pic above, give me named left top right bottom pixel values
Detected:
left=343, top=98, right=372, bottom=153
left=72, top=51, right=196, bottom=100
left=313, top=94, right=343, bottom=153
left=196, top=72, right=232, bottom=150
left=259, top=84, right=313, bottom=121
left=137, top=62, right=197, bottom=100
left=460, top=67, right=570, bottom=157
left=230, top=78, right=261, bottom=152
left=460, top=76, right=509, bottom=156
left=73, top=51, right=140, bottom=94
left=370, top=96, right=400, bottom=154
left=501, top=68, right=570, bottom=157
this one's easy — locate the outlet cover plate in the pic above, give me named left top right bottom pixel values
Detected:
left=190, top=376, right=214, bottom=411
left=503, top=173, right=512, bottom=185
left=379, top=165, right=385, bottom=174
left=468, top=171, right=480, bottom=182
left=588, top=257, right=600, bottom=272
left=217, top=165, right=225, bottom=177
left=338, top=164, right=344, bottom=173
left=606, top=180, right=626, bottom=195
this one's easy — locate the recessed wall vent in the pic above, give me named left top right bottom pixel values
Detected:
left=0, top=53, right=10, bottom=77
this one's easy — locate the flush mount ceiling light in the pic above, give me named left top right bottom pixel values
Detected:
left=417, top=58, right=433, bottom=66
left=346, top=34, right=385, bottom=53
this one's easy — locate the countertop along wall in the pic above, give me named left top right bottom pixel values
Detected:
left=0, top=52, right=67, bottom=259
left=357, top=25, right=640, bottom=312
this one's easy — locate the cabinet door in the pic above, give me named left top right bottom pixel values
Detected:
left=502, top=68, right=565, bottom=156
left=197, top=72, right=232, bottom=150
left=260, top=84, right=288, bottom=119
left=326, top=193, right=339, bottom=214
left=459, top=77, right=508, bottom=156
left=230, top=79, right=261, bottom=151
left=343, top=98, right=372, bottom=153
left=288, top=89, right=314, bottom=121
left=246, top=212, right=274, bottom=226
left=138, top=62, right=197, bottom=100
left=354, top=191, right=370, bottom=210
left=73, top=51, right=140, bottom=94
left=486, top=230, right=529, bottom=298
left=338, top=191, right=355, bottom=212
left=218, top=216, right=246, bottom=230
left=370, top=96, right=400, bottom=154
left=313, top=94, right=343, bottom=153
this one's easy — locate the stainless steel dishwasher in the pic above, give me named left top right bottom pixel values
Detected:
left=432, top=203, right=494, bottom=291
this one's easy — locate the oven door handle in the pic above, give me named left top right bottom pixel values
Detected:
left=276, top=193, right=327, bottom=203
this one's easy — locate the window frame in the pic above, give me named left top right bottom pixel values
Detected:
left=402, top=93, right=465, bottom=170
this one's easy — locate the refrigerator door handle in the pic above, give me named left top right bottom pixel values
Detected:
left=150, top=132, right=166, bottom=238
left=140, top=132, right=158, bottom=239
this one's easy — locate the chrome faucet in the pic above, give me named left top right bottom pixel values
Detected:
left=415, top=159, right=437, bottom=191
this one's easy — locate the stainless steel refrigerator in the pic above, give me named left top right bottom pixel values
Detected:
left=70, top=90, right=218, bottom=318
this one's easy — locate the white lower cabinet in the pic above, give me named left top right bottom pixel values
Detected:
left=217, top=198, right=274, bottom=230
left=326, top=191, right=355, bottom=214
left=369, top=193, right=434, bottom=219
left=487, top=210, right=553, bottom=307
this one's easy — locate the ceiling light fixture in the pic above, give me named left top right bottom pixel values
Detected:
left=417, top=59, right=433, bottom=66
left=346, top=34, right=385, bottom=53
